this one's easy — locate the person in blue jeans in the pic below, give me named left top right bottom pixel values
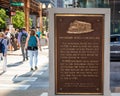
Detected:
left=25, top=29, right=42, bottom=71
left=18, top=28, right=28, bottom=61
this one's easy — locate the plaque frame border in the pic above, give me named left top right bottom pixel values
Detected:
left=55, top=14, right=104, bottom=95
left=49, top=8, right=111, bottom=96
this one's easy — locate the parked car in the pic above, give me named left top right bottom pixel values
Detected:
left=110, top=34, right=120, bottom=60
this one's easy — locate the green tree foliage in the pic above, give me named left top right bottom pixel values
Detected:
left=12, top=10, right=25, bottom=29
left=0, top=9, right=7, bottom=29
left=12, top=10, right=32, bottom=29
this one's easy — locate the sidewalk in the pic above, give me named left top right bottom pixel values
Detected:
left=7, top=46, right=49, bottom=55
left=0, top=46, right=49, bottom=96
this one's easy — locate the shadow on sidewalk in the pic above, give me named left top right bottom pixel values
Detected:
left=12, top=71, right=34, bottom=83
left=7, top=61, right=23, bottom=68
left=0, top=71, right=6, bottom=76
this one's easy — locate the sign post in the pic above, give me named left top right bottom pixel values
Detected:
left=10, top=2, right=24, bottom=6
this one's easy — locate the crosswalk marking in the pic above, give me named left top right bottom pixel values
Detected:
left=43, top=67, right=48, bottom=70
left=0, top=50, right=48, bottom=91
left=0, top=77, right=37, bottom=82
left=0, top=76, right=37, bottom=80
left=0, top=67, right=48, bottom=90
left=34, top=72, right=44, bottom=75
left=1, top=68, right=47, bottom=76
left=0, top=47, right=49, bottom=92
left=41, top=92, right=48, bottom=96
left=0, top=84, right=30, bottom=90
left=13, top=77, right=37, bottom=82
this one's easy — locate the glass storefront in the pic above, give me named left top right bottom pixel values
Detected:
left=109, top=0, right=120, bottom=34
left=72, top=0, right=109, bottom=8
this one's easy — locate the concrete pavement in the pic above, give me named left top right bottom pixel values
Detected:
left=0, top=46, right=49, bottom=96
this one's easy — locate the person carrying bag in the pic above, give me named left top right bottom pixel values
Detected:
left=25, top=29, right=42, bottom=71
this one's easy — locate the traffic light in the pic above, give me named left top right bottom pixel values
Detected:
left=5, top=8, right=11, bottom=16
left=5, top=8, right=16, bottom=16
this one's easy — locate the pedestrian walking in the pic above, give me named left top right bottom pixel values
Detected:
left=10, top=28, right=17, bottom=51
left=46, top=31, right=49, bottom=45
left=0, top=32, right=8, bottom=72
left=15, top=29, right=20, bottom=49
left=36, top=28, right=42, bottom=39
left=18, top=27, right=28, bottom=61
left=25, top=29, right=42, bottom=71
left=4, top=28, right=11, bottom=51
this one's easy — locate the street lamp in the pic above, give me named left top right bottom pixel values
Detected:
left=42, top=3, right=46, bottom=9
left=48, top=3, right=52, bottom=8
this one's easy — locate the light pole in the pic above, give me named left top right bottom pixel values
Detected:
left=8, top=0, right=13, bottom=33
left=38, top=3, right=43, bottom=32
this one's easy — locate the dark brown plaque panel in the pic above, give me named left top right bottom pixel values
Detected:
left=54, top=14, right=104, bottom=95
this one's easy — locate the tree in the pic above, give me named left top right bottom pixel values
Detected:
left=12, top=10, right=25, bottom=29
left=12, top=10, right=32, bottom=29
left=0, top=9, right=7, bottom=29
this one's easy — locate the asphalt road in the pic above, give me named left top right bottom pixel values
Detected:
left=111, top=61, right=120, bottom=93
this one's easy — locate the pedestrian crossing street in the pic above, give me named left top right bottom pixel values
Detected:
left=0, top=51, right=49, bottom=91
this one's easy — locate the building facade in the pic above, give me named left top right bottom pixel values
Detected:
left=38, top=0, right=55, bottom=7
left=56, top=0, right=64, bottom=8
left=63, top=0, right=73, bottom=8
left=63, top=0, right=120, bottom=34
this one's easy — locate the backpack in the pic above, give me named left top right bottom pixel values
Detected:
left=0, top=39, right=5, bottom=55
left=10, top=33, right=15, bottom=42
left=20, top=32, right=27, bottom=44
left=28, top=36, right=37, bottom=47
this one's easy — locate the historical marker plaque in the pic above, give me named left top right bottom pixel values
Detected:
left=54, top=14, right=104, bottom=95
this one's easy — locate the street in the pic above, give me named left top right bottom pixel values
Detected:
left=0, top=46, right=49, bottom=96
left=111, top=61, right=120, bottom=93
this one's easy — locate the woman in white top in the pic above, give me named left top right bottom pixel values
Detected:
left=25, top=29, right=42, bottom=71
left=0, top=32, right=8, bottom=72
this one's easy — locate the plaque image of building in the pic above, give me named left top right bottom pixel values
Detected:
left=67, top=20, right=94, bottom=34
